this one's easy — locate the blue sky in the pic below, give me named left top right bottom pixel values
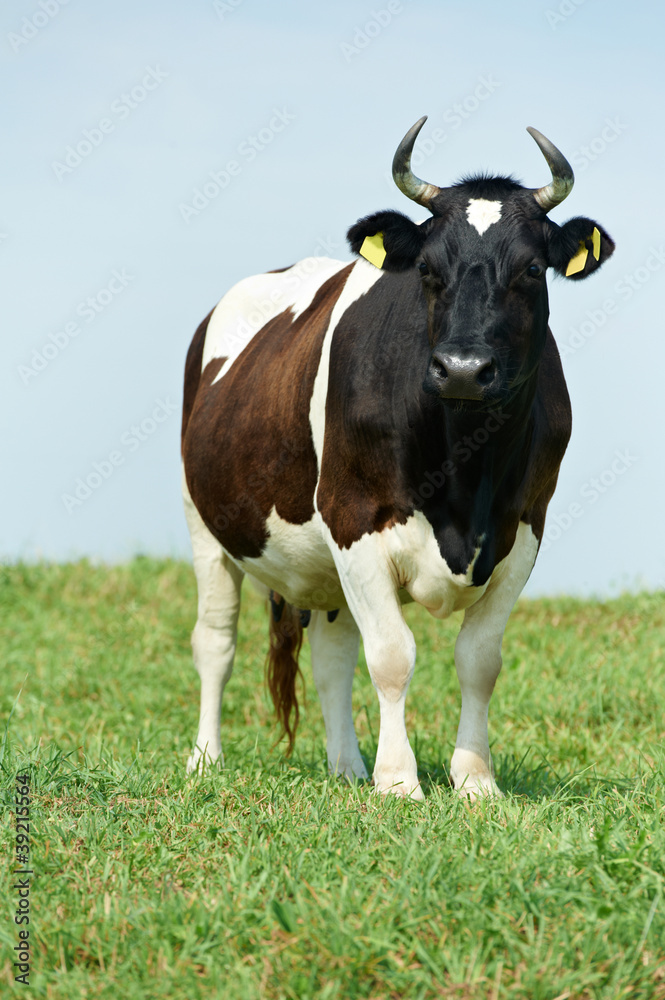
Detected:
left=3, top=0, right=663, bottom=596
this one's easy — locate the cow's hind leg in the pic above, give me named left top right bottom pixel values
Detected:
left=308, top=607, right=368, bottom=781
left=183, top=475, right=244, bottom=773
left=451, top=523, right=538, bottom=800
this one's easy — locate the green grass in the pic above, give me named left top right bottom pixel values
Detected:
left=1, top=559, right=664, bottom=999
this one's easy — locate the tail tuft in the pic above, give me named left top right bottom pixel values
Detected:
left=266, top=600, right=304, bottom=755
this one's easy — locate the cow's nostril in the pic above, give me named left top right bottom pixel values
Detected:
left=431, top=356, right=447, bottom=378
left=476, top=360, right=497, bottom=386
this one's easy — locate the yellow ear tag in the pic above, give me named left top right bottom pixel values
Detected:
left=565, top=241, right=589, bottom=276
left=566, top=228, right=602, bottom=276
left=359, top=232, right=386, bottom=269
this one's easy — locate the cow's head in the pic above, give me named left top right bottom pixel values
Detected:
left=348, top=117, right=615, bottom=405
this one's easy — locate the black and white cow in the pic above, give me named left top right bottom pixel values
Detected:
left=181, top=117, right=614, bottom=799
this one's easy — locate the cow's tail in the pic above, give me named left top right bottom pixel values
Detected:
left=266, top=596, right=304, bottom=755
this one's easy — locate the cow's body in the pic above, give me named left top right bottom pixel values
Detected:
left=181, top=120, right=614, bottom=799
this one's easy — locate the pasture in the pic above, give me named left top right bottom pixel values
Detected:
left=1, top=559, right=664, bottom=998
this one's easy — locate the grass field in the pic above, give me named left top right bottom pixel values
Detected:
left=1, top=559, right=664, bottom=999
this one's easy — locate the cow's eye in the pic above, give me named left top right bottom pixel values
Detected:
left=418, top=261, right=429, bottom=276
left=527, top=263, right=543, bottom=278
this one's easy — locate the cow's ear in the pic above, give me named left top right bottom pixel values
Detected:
left=548, top=216, right=615, bottom=281
left=347, top=211, right=429, bottom=272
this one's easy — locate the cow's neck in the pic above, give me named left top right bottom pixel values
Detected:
left=456, top=379, right=534, bottom=483
left=417, top=375, right=539, bottom=581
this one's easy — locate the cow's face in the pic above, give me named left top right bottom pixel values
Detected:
left=347, top=121, right=615, bottom=406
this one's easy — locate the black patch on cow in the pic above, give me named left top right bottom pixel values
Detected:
left=449, top=173, right=524, bottom=196
left=270, top=590, right=286, bottom=622
left=298, top=609, right=311, bottom=628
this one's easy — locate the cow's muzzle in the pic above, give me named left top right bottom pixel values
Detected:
left=425, top=351, right=498, bottom=401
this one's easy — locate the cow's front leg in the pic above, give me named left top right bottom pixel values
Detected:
left=367, top=619, right=421, bottom=800
left=330, top=546, right=422, bottom=800
left=450, top=522, right=538, bottom=800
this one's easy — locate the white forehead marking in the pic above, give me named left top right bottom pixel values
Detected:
left=466, top=198, right=502, bottom=236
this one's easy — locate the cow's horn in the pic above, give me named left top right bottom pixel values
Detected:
left=527, top=126, right=574, bottom=212
left=392, top=116, right=442, bottom=209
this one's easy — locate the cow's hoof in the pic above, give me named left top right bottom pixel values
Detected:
left=372, top=773, right=424, bottom=801
left=450, top=749, right=503, bottom=801
left=452, top=776, right=504, bottom=802
left=330, top=757, right=369, bottom=782
left=186, top=749, right=222, bottom=775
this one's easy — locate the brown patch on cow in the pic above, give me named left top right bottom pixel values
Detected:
left=183, top=264, right=354, bottom=558
left=318, top=472, right=411, bottom=551
left=181, top=308, right=213, bottom=451
left=267, top=265, right=295, bottom=274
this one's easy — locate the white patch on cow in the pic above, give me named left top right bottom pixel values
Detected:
left=387, top=511, right=488, bottom=616
left=450, top=521, right=538, bottom=800
left=237, top=507, right=344, bottom=611
left=245, top=506, right=490, bottom=624
left=202, top=257, right=349, bottom=383
left=466, top=198, right=502, bottom=236
left=309, top=258, right=384, bottom=467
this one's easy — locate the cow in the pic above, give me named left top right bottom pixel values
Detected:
left=181, top=117, right=614, bottom=800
